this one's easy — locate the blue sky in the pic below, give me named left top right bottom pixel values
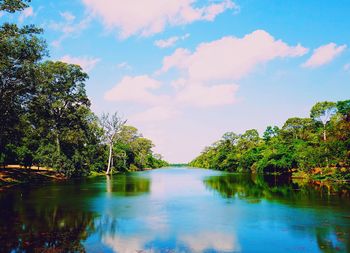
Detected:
left=1, top=0, right=350, bottom=163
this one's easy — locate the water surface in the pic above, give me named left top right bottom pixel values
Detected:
left=0, top=167, right=349, bottom=252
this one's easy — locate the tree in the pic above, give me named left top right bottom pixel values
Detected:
left=0, top=23, right=46, bottom=164
left=310, top=101, right=337, bottom=141
left=281, top=118, right=313, bottom=141
left=0, top=0, right=168, bottom=175
left=100, top=112, right=126, bottom=175
left=31, top=61, right=90, bottom=153
left=0, top=0, right=30, bottom=13
left=221, top=132, right=240, bottom=146
left=238, top=129, right=260, bottom=150
left=28, top=61, right=93, bottom=176
left=337, top=100, right=350, bottom=121
left=132, top=137, right=154, bottom=168
left=263, top=126, right=279, bottom=142
left=190, top=100, right=350, bottom=176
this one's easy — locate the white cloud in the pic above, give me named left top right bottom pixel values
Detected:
left=302, top=43, right=347, bottom=68
left=19, top=7, right=34, bottom=22
left=104, top=30, right=308, bottom=131
left=130, top=106, right=180, bottom=123
left=60, top=55, right=100, bottom=72
left=104, top=75, right=169, bottom=105
left=160, top=30, right=308, bottom=81
left=155, top=36, right=179, bottom=48
left=154, top=33, right=190, bottom=48
left=344, top=63, right=350, bottom=72
left=176, top=82, right=239, bottom=107
left=117, top=62, right=132, bottom=70
left=155, top=30, right=308, bottom=108
left=60, top=11, right=76, bottom=22
left=50, top=13, right=91, bottom=47
left=82, top=0, right=237, bottom=38
left=104, top=29, right=308, bottom=125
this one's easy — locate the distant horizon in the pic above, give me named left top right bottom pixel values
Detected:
left=2, top=0, right=350, bottom=163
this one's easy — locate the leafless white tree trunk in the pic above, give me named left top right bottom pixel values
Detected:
left=100, top=112, right=126, bottom=175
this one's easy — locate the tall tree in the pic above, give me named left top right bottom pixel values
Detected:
left=28, top=61, right=93, bottom=176
left=100, top=112, right=126, bottom=175
left=0, top=5, right=46, bottom=163
left=30, top=61, right=90, bottom=154
left=310, top=101, right=337, bottom=141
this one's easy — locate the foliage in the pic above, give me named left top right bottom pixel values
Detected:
left=0, top=1, right=168, bottom=177
left=190, top=100, right=350, bottom=179
left=0, top=0, right=30, bottom=13
left=110, top=125, right=169, bottom=172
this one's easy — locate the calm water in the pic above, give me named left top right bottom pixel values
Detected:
left=0, top=167, right=350, bottom=253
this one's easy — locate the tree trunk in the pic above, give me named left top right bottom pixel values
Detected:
left=106, top=143, right=113, bottom=175
left=56, top=133, right=61, bottom=154
left=323, top=124, right=328, bottom=172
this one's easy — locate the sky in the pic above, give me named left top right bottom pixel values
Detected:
left=1, top=0, right=350, bottom=163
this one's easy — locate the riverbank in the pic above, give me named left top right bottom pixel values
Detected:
left=0, top=166, right=66, bottom=190
left=0, top=165, right=166, bottom=190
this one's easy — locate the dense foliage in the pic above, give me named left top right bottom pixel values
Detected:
left=0, top=0, right=168, bottom=176
left=190, top=101, right=350, bottom=179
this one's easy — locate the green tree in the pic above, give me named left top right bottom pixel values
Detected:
left=310, top=101, right=337, bottom=141
left=337, top=100, right=350, bottom=121
left=0, top=23, right=46, bottom=164
left=263, top=126, right=279, bottom=142
left=28, top=61, right=93, bottom=176
left=0, top=0, right=30, bottom=13
left=281, top=118, right=314, bottom=141
left=190, top=100, right=349, bottom=177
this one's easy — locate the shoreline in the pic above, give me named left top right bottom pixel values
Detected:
left=0, top=166, right=66, bottom=191
left=0, top=166, right=163, bottom=191
left=2, top=166, right=349, bottom=193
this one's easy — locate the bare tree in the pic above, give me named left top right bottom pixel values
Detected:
left=100, top=112, right=126, bottom=175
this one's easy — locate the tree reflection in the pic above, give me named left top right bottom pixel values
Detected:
left=0, top=191, right=96, bottom=253
left=204, top=173, right=350, bottom=203
left=106, top=173, right=151, bottom=196
left=0, top=174, right=151, bottom=252
left=203, top=173, right=350, bottom=253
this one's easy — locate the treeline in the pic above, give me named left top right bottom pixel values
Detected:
left=0, top=0, right=168, bottom=176
left=190, top=100, right=350, bottom=179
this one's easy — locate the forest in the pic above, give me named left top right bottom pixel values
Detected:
left=0, top=0, right=168, bottom=177
left=190, top=100, right=350, bottom=180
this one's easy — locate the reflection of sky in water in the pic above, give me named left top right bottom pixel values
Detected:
left=81, top=168, right=350, bottom=252
left=86, top=168, right=243, bottom=252
left=1, top=168, right=349, bottom=252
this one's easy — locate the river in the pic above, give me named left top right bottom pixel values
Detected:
left=0, top=167, right=349, bottom=252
